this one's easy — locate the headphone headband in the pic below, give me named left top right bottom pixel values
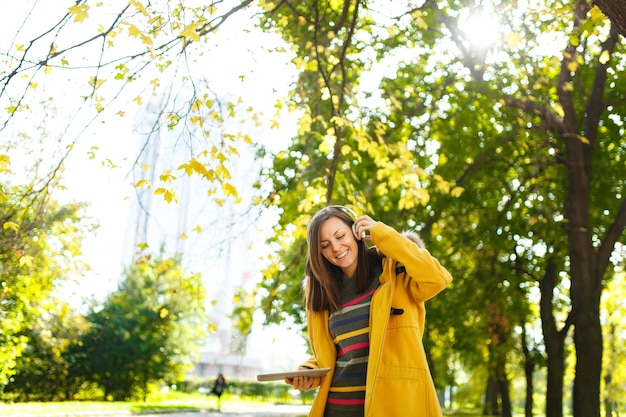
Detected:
left=324, top=205, right=367, bottom=241
left=327, top=205, right=358, bottom=221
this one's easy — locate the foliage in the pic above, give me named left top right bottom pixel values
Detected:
left=70, top=253, right=209, bottom=401
left=0, top=182, right=92, bottom=387
left=601, top=270, right=626, bottom=414
left=255, top=1, right=626, bottom=417
left=2, top=298, right=93, bottom=401
left=0, top=0, right=624, bottom=414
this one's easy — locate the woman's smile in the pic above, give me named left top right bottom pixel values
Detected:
left=319, top=217, right=358, bottom=277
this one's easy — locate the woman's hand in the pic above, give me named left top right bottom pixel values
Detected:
left=354, top=215, right=376, bottom=242
left=284, top=367, right=315, bottom=390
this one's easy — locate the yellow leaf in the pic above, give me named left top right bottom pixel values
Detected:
left=124, top=22, right=153, bottom=45
left=0, top=155, right=10, bottom=172
left=436, top=180, right=451, bottom=194
left=126, top=23, right=142, bottom=38
left=137, top=242, right=149, bottom=251
left=135, top=179, right=151, bottom=189
left=216, top=152, right=228, bottom=163
left=178, top=23, right=200, bottom=42
left=19, top=255, right=34, bottom=267
left=3, top=221, right=19, bottom=234
left=154, top=188, right=178, bottom=203
left=129, top=0, right=149, bottom=16
left=159, top=308, right=169, bottom=319
left=553, top=102, right=564, bottom=117
left=223, top=182, right=238, bottom=197
left=589, top=5, right=603, bottom=20
left=133, top=96, right=143, bottom=105
left=216, top=164, right=231, bottom=180
left=159, top=170, right=176, bottom=183
left=450, top=186, right=465, bottom=197
left=190, top=115, right=204, bottom=126
left=277, top=15, right=289, bottom=27
left=576, top=135, right=590, bottom=144
left=193, top=225, right=202, bottom=233
left=208, top=323, right=218, bottom=332
left=68, top=4, right=90, bottom=23
left=599, top=49, right=610, bottom=65
left=504, top=32, right=523, bottom=48
left=179, top=233, right=188, bottom=240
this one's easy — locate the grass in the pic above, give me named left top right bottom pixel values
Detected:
left=0, top=391, right=500, bottom=417
left=0, top=391, right=306, bottom=416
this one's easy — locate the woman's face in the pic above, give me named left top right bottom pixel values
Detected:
left=319, top=216, right=359, bottom=278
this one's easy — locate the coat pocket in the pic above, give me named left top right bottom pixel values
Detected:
left=369, top=366, right=436, bottom=417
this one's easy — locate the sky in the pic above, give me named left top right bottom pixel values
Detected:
left=2, top=0, right=309, bottom=373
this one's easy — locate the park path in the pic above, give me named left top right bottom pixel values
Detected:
left=141, top=404, right=310, bottom=417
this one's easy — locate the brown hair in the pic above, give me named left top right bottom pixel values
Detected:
left=304, top=206, right=380, bottom=313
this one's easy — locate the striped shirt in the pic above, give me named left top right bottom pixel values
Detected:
left=325, top=267, right=381, bottom=417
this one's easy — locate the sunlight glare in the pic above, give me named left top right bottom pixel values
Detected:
left=461, top=12, right=501, bottom=49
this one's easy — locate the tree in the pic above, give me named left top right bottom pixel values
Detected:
left=2, top=298, right=91, bottom=401
left=0, top=181, right=92, bottom=387
left=74, top=253, right=208, bottom=400
left=256, top=2, right=625, bottom=417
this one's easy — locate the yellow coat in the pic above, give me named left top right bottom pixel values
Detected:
left=301, top=222, right=453, bottom=417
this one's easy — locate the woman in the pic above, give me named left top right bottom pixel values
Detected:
left=212, top=373, right=226, bottom=411
left=285, top=206, right=452, bottom=417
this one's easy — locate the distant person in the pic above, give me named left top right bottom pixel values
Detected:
left=212, top=373, right=226, bottom=412
left=284, top=206, right=452, bottom=416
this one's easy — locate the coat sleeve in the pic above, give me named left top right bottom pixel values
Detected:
left=296, top=311, right=323, bottom=390
left=370, top=222, right=452, bottom=301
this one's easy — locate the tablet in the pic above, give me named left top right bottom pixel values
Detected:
left=256, top=367, right=331, bottom=382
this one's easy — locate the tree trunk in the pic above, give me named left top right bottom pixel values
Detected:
left=520, top=323, right=535, bottom=417
left=564, top=126, right=603, bottom=417
left=499, top=376, right=512, bottom=417
left=484, top=377, right=500, bottom=416
left=557, top=8, right=620, bottom=417
left=483, top=304, right=513, bottom=417
left=540, top=259, right=570, bottom=417
left=571, top=273, right=603, bottom=417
